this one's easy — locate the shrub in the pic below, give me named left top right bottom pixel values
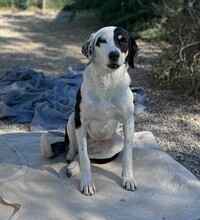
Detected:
left=155, top=13, right=200, bottom=98
left=0, top=0, right=12, bottom=7
left=72, top=0, right=162, bottom=31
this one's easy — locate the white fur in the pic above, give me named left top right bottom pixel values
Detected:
left=67, top=27, right=137, bottom=196
left=92, top=26, right=126, bottom=67
left=40, top=133, right=54, bottom=159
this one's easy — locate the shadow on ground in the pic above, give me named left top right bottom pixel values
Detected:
left=0, top=10, right=102, bottom=76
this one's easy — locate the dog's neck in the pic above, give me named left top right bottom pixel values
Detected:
left=82, top=62, right=131, bottom=102
left=87, top=62, right=129, bottom=88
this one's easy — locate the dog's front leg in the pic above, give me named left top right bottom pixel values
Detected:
left=122, top=116, right=136, bottom=191
left=75, top=123, right=96, bottom=196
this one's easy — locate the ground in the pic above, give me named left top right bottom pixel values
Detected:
left=0, top=10, right=199, bottom=179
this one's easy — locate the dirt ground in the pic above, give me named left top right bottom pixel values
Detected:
left=0, top=10, right=199, bottom=179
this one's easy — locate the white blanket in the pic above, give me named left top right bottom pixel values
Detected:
left=0, top=131, right=200, bottom=220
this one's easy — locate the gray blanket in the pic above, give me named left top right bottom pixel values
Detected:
left=0, top=67, right=146, bottom=132
left=0, top=67, right=83, bottom=132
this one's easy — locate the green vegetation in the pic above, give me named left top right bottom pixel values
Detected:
left=45, top=0, right=75, bottom=9
left=0, top=0, right=75, bottom=9
left=74, top=0, right=163, bottom=33
left=0, top=0, right=12, bottom=7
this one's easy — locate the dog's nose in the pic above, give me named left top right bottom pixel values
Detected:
left=109, top=51, right=120, bottom=61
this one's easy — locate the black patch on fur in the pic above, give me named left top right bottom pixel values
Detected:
left=96, top=36, right=107, bottom=47
left=114, top=27, right=138, bottom=68
left=74, top=88, right=82, bottom=129
left=64, top=126, right=70, bottom=148
left=114, top=28, right=129, bottom=53
left=81, top=33, right=95, bottom=59
left=50, top=125, right=70, bottom=158
left=128, top=34, right=138, bottom=68
left=50, top=142, right=66, bottom=158
left=89, top=48, right=92, bottom=56
left=90, top=153, right=120, bottom=164
left=82, top=41, right=90, bottom=58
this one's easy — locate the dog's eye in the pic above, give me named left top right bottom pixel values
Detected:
left=96, top=37, right=107, bottom=47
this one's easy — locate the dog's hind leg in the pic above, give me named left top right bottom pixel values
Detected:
left=40, top=132, right=68, bottom=159
left=66, top=112, right=78, bottom=163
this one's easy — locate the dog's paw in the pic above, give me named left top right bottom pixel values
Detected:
left=66, top=161, right=80, bottom=177
left=80, top=172, right=96, bottom=196
left=122, top=171, right=137, bottom=191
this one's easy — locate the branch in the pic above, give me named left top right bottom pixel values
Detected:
left=162, top=0, right=175, bottom=13
left=179, top=41, right=200, bottom=61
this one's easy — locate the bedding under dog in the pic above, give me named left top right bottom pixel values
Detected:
left=0, top=131, right=200, bottom=220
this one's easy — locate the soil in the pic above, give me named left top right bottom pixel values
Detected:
left=0, top=10, right=199, bottom=179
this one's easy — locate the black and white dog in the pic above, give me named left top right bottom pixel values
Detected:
left=41, top=26, right=139, bottom=196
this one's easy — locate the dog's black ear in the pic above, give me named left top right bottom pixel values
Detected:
left=128, top=35, right=139, bottom=68
left=81, top=33, right=95, bottom=61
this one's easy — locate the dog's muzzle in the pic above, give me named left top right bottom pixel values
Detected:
left=107, top=51, right=120, bottom=69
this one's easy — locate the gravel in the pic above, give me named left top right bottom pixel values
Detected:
left=0, top=10, right=199, bottom=179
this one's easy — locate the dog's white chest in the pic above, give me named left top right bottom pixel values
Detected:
left=82, top=93, right=120, bottom=140
left=83, top=91, right=119, bottom=119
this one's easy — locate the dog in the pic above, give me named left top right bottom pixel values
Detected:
left=41, top=26, right=139, bottom=196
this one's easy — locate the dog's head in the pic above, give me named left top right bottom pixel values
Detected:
left=82, top=26, right=138, bottom=69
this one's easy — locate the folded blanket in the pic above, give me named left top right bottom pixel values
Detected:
left=0, top=68, right=146, bottom=132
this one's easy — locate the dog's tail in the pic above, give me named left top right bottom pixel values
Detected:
left=40, top=132, right=69, bottom=159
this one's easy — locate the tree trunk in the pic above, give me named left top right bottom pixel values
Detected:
left=42, top=0, right=46, bottom=15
